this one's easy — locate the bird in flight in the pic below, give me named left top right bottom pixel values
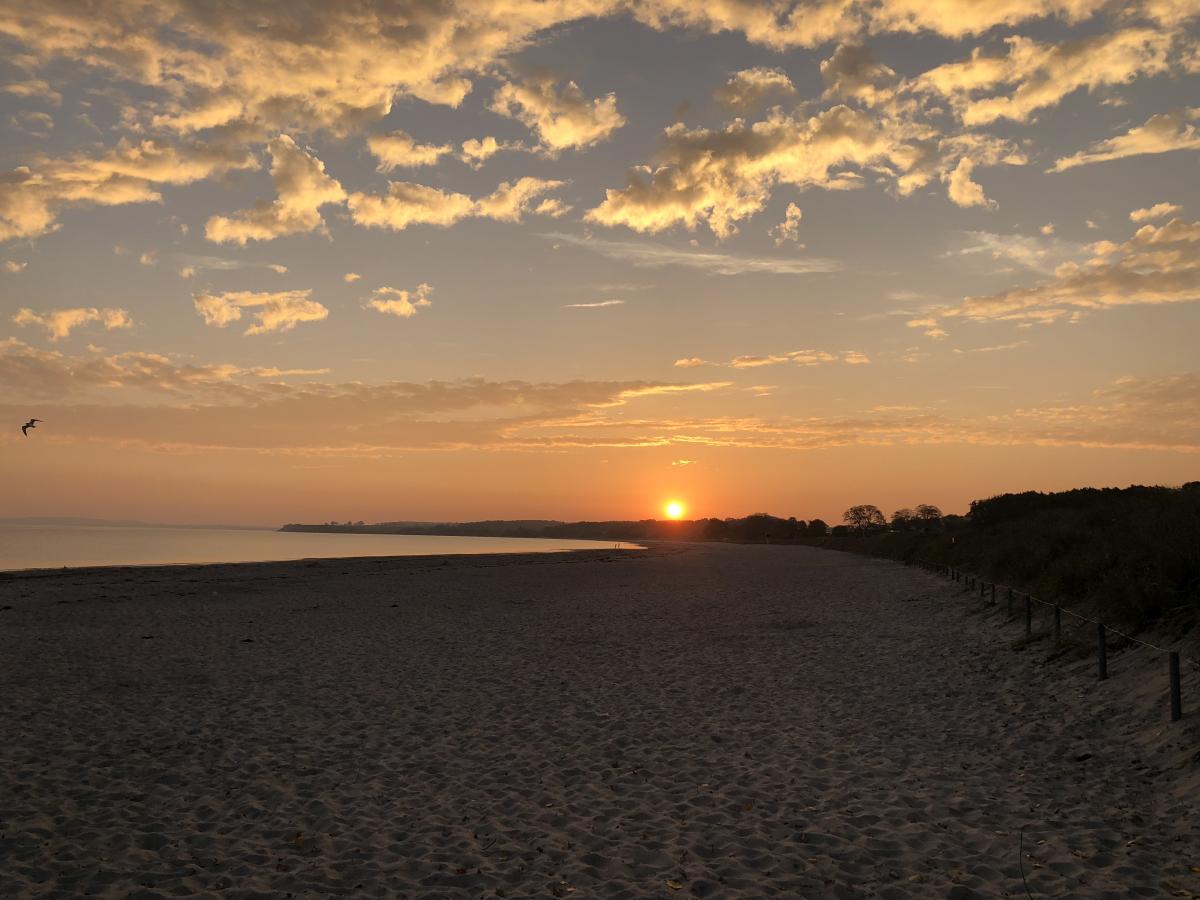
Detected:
left=21, top=418, right=42, bottom=436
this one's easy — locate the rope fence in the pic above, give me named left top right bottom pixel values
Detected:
left=907, top=558, right=1191, bottom=724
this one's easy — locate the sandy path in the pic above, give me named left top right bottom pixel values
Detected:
left=0, top=543, right=1196, bottom=898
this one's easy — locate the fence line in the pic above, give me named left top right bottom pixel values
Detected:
left=908, top=558, right=1188, bottom=723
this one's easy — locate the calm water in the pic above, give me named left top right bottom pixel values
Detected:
left=0, top=524, right=627, bottom=571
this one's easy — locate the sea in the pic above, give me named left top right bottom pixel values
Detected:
left=0, top=523, right=626, bottom=571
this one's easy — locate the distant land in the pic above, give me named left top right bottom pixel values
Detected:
left=282, top=483, right=1200, bottom=627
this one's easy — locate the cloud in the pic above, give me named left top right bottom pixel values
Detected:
left=490, top=75, right=625, bottom=153
left=911, top=216, right=1200, bottom=334
left=952, top=340, right=1029, bottom=354
left=367, top=131, right=453, bottom=171
left=820, top=45, right=897, bottom=105
left=770, top=203, right=803, bottom=245
left=348, top=182, right=475, bottom=230
left=670, top=458, right=696, bottom=466
left=3, top=78, right=62, bottom=105
left=0, top=138, right=257, bottom=242
left=343, top=272, right=361, bottom=283
left=947, top=230, right=1082, bottom=274
left=12, top=110, right=54, bottom=136
left=4, top=260, right=27, bottom=273
left=1130, top=202, right=1183, bottom=221
left=1050, top=109, right=1200, bottom=172
left=914, top=29, right=1176, bottom=127
left=1040, top=223, right=1055, bottom=235
left=173, top=254, right=292, bottom=277
left=12, top=306, right=132, bottom=340
left=563, top=299, right=624, bottom=308
left=543, top=232, right=839, bottom=275
left=533, top=198, right=572, bottom=217
left=366, top=284, right=433, bottom=318
left=0, top=1, right=1167, bottom=157
left=0, top=337, right=332, bottom=399
left=193, top=289, right=329, bottom=335
left=671, top=350, right=869, bottom=369
left=205, top=135, right=346, bottom=244
left=1, top=3, right=1157, bottom=248
left=348, top=177, right=564, bottom=231
left=945, top=157, right=995, bottom=208
left=3, top=334, right=1196, bottom=456
left=0, top=4, right=598, bottom=136
left=630, top=0, right=859, bottom=50
left=724, top=349, right=868, bottom=368
left=459, top=136, right=523, bottom=169
left=585, top=105, right=934, bottom=237
left=713, top=67, right=795, bottom=110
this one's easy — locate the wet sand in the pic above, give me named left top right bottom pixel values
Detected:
left=0, top=542, right=1197, bottom=898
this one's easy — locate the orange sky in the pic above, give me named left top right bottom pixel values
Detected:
left=1, top=2, right=1197, bottom=525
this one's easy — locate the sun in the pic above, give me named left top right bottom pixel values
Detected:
left=665, top=501, right=685, bottom=520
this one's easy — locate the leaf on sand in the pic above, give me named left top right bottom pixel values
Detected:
left=665, top=880, right=684, bottom=890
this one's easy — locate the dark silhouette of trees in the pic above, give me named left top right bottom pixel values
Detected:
left=805, top=518, right=829, bottom=536
left=843, top=504, right=885, bottom=532
left=915, top=504, right=942, bottom=521
left=890, top=508, right=916, bottom=530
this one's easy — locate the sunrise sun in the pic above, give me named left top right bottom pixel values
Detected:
left=665, top=501, right=685, bottom=520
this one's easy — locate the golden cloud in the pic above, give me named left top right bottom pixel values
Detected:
left=820, top=44, right=898, bottom=105
left=1, top=336, right=1196, bottom=455
left=193, top=289, right=329, bottom=335
left=490, top=75, right=625, bottom=154
left=1050, top=108, right=1200, bottom=172
left=348, top=177, right=564, bottom=231
left=769, top=203, right=803, bottom=245
left=1130, top=201, right=1183, bottom=221
left=0, top=138, right=257, bottom=242
left=12, top=307, right=132, bottom=341
left=945, top=157, right=995, bottom=209
left=911, top=216, right=1200, bottom=334
left=367, top=131, right=454, bottom=171
left=713, top=67, right=795, bottom=110
left=587, top=105, right=915, bottom=237
left=914, top=29, right=1177, bottom=126
left=366, top=284, right=434, bottom=318
left=205, top=135, right=346, bottom=244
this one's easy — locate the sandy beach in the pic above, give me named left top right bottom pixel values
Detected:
left=0, top=542, right=1196, bottom=898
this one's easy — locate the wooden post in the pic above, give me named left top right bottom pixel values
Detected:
left=1025, top=595, right=1033, bottom=637
left=1169, top=652, right=1182, bottom=722
left=1006, top=587, right=1013, bottom=618
left=1053, top=605, right=1062, bottom=643
left=990, top=583, right=996, bottom=605
left=979, top=581, right=986, bottom=600
left=1097, top=624, right=1108, bottom=680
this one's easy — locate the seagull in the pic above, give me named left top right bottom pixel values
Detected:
left=21, top=418, right=41, bottom=436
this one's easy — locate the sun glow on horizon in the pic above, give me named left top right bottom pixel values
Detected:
left=665, top=501, right=685, bottom=520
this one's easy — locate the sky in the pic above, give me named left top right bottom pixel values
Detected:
left=1, top=0, right=1198, bottom=526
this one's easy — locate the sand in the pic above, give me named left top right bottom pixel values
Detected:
left=0, top=542, right=1197, bottom=898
